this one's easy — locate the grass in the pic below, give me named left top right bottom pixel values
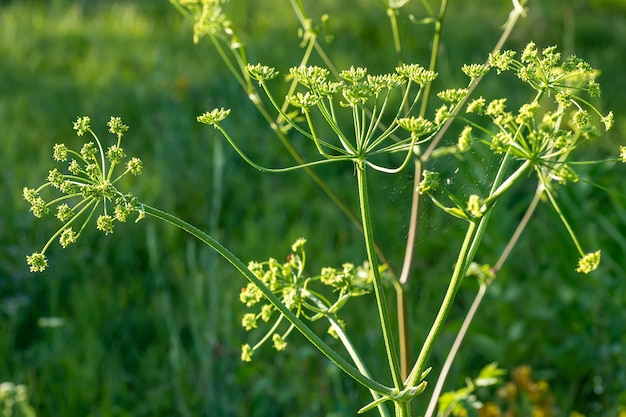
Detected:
left=1, top=0, right=626, bottom=416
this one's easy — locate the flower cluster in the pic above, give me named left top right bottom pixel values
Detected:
left=239, top=238, right=375, bottom=361
left=24, top=116, right=143, bottom=272
left=222, top=61, right=445, bottom=175
left=416, top=44, right=612, bottom=273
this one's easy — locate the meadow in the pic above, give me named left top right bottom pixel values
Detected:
left=2, top=0, right=626, bottom=416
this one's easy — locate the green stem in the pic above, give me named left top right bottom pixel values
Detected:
left=356, top=165, right=403, bottom=390
left=387, top=7, right=403, bottom=65
left=423, top=183, right=544, bottom=417
left=305, top=291, right=391, bottom=417
left=418, top=0, right=448, bottom=118
left=405, top=220, right=478, bottom=387
left=140, top=203, right=392, bottom=396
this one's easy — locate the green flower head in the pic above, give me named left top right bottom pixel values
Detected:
left=197, top=108, right=231, bottom=126
left=25, top=117, right=143, bottom=272
left=576, top=251, right=601, bottom=274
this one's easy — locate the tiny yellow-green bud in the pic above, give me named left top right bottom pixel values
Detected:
left=241, top=344, right=253, bottom=362
left=272, top=333, right=287, bottom=351
left=197, top=108, right=231, bottom=126
left=291, top=238, right=307, bottom=252
left=575, top=250, right=601, bottom=274
left=59, top=228, right=78, bottom=248
left=417, top=170, right=440, bottom=194
left=27, top=252, right=48, bottom=272
left=53, top=144, right=69, bottom=161
left=241, top=313, right=258, bottom=331
left=56, top=204, right=74, bottom=222
left=96, top=215, right=114, bottom=234
left=73, top=116, right=91, bottom=136
left=107, top=116, right=129, bottom=136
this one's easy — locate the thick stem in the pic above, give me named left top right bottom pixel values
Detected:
left=356, top=165, right=403, bottom=390
left=141, top=204, right=392, bottom=396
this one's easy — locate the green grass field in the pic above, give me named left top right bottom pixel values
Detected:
left=2, top=1, right=626, bottom=416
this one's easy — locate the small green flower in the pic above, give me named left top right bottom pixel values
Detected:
left=488, top=49, right=516, bottom=74
left=197, top=108, right=231, bottom=126
left=287, top=91, right=320, bottom=109
left=516, top=102, right=540, bottom=124
left=341, top=82, right=375, bottom=106
left=240, top=283, right=263, bottom=307
left=107, top=145, right=126, bottom=164
left=397, top=116, right=435, bottom=136
left=68, top=160, right=81, bottom=175
left=520, top=41, right=538, bottom=63
left=576, top=250, right=601, bottom=274
left=490, top=131, right=511, bottom=154
left=272, top=333, right=287, bottom=351
left=80, top=142, right=98, bottom=161
left=114, top=195, right=137, bottom=222
left=59, top=228, right=78, bottom=248
left=241, top=313, right=258, bottom=331
left=601, top=111, right=614, bottom=131
left=126, top=157, right=143, bottom=176
left=53, top=144, right=69, bottom=161
left=457, top=126, right=473, bottom=152
left=573, top=110, right=590, bottom=129
left=462, top=63, right=490, bottom=79
left=467, top=194, right=483, bottom=218
left=437, top=88, right=469, bottom=105
left=48, top=168, right=65, bottom=188
left=316, top=80, right=344, bottom=97
left=339, top=66, right=367, bottom=83
left=246, top=63, right=279, bottom=84
left=26, top=117, right=143, bottom=272
left=465, top=262, right=496, bottom=285
left=485, top=98, right=507, bottom=118
left=241, top=344, right=253, bottom=362
left=96, top=214, right=114, bottom=234
left=417, top=170, right=440, bottom=194
left=466, top=97, right=486, bottom=114
left=281, top=287, right=299, bottom=309
left=587, top=79, right=601, bottom=98
left=107, top=116, right=128, bottom=136
left=289, top=65, right=330, bottom=89
left=552, top=164, right=579, bottom=184
left=29, top=196, right=49, bottom=218
left=434, top=105, right=451, bottom=124
left=23, top=187, right=38, bottom=204
left=56, top=204, right=74, bottom=222
left=73, top=116, right=91, bottom=136
left=260, top=304, right=273, bottom=322
left=395, top=63, right=437, bottom=86
left=367, top=73, right=404, bottom=91
left=27, top=252, right=48, bottom=272
left=291, top=237, right=307, bottom=252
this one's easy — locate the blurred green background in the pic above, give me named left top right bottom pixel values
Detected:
left=1, top=0, right=625, bottom=416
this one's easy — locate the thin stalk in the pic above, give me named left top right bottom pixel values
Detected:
left=306, top=291, right=392, bottom=417
left=387, top=7, right=403, bottom=65
left=141, top=204, right=392, bottom=396
left=418, top=0, right=448, bottom=118
left=356, top=165, right=403, bottom=390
